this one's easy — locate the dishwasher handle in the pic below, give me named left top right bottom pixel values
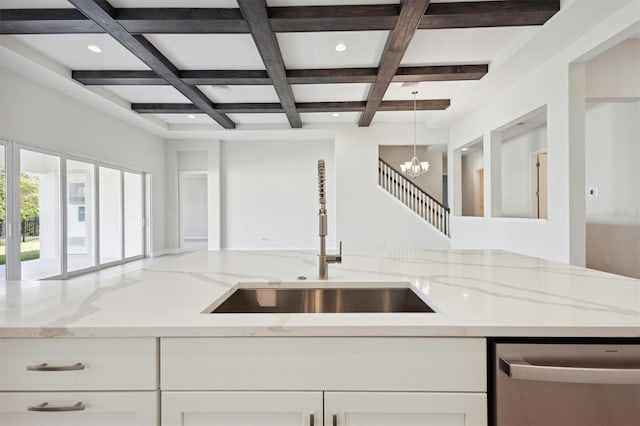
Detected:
left=499, top=358, right=640, bottom=385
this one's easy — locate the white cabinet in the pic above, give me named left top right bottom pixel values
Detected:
left=325, top=392, right=486, bottom=426
left=162, top=391, right=322, bottom=426
left=161, top=391, right=486, bottom=426
left=160, top=337, right=487, bottom=426
left=0, top=338, right=159, bottom=426
left=0, top=392, right=157, bottom=426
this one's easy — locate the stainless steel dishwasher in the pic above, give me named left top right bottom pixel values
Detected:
left=493, top=341, right=640, bottom=426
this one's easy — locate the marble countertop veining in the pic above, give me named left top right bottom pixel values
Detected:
left=0, top=249, right=639, bottom=338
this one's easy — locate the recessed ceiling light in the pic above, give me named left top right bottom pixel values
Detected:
left=332, top=112, right=340, bottom=117
left=187, top=114, right=195, bottom=119
left=87, top=44, right=102, bottom=53
left=461, top=148, right=469, bottom=151
left=335, top=43, right=347, bottom=52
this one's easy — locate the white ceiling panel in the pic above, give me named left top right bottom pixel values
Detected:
left=9, top=34, right=150, bottom=70
left=152, top=114, right=217, bottom=125
left=292, top=83, right=370, bottom=102
left=102, top=85, right=191, bottom=103
left=383, top=81, right=471, bottom=100
left=374, top=110, right=444, bottom=123
left=278, top=31, right=388, bottom=68
left=402, top=27, right=540, bottom=66
left=0, top=0, right=72, bottom=7
left=227, top=113, right=290, bottom=124
left=145, top=34, right=265, bottom=70
left=300, top=112, right=360, bottom=123
left=109, top=0, right=238, bottom=7
left=199, top=85, right=280, bottom=103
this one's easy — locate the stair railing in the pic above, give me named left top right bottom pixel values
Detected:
left=378, top=158, right=450, bottom=237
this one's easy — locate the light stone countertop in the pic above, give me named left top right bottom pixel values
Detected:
left=1, top=249, right=639, bottom=338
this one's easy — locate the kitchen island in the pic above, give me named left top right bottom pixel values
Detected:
left=1, top=249, right=639, bottom=425
left=1, top=249, right=638, bottom=338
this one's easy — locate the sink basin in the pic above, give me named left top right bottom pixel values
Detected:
left=207, top=283, right=435, bottom=314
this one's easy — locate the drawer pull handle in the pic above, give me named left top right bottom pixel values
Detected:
left=28, top=401, right=85, bottom=412
left=333, top=414, right=338, bottom=426
left=27, top=362, right=85, bottom=371
left=310, top=413, right=315, bottom=426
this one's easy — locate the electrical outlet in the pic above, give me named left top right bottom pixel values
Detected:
left=604, top=257, right=611, bottom=266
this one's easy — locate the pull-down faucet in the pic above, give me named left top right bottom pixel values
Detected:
left=317, top=159, right=342, bottom=280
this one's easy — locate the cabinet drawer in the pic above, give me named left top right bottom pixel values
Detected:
left=161, top=337, right=486, bottom=391
left=0, top=391, right=157, bottom=426
left=0, top=338, right=157, bottom=391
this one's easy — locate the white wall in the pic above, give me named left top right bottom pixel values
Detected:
left=336, top=124, right=451, bottom=251
left=449, top=2, right=640, bottom=264
left=180, top=174, right=208, bottom=240
left=221, top=139, right=335, bottom=250
left=0, top=67, right=167, bottom=254
left=378, top=145, right=444, bottom=203
left=179, top=151, right=207, bottom=172
left=585, top=101, right=640, bottom=278
left=461, top=148, right=483, bottom=217
left=501, top=125, right=547, bottom=218
left=586, top=39, right=640, bottom=100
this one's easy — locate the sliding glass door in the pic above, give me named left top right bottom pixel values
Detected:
left=99, top=166, right=123, bottom=266
left=124, top=172, right=144, bottom=259
left=0, top=144, right=6, bottom=280
left=19, top=149, right=62, bottom=280
left=66, top=159, right=96, bottom=273
left=0, top=142, right=146, bottom=280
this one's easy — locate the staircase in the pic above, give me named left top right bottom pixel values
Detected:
left=378, top=158, right=450, bottom=237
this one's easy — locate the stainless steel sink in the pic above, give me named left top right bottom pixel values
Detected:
left=207, top=286, right=435, bottom=314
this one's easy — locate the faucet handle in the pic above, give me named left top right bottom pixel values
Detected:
left=337, top=241, right=343, bottom=262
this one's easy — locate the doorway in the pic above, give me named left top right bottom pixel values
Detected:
left=179, top=172, right=208, bottom=251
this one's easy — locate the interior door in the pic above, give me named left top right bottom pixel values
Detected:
left=477, top=168, right=484, bottom=217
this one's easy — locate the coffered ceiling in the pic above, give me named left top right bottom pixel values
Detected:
left=0, top=0, right=561, bottom=131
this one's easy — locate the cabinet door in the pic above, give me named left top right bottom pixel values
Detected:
left=162, top=391, right=322, bottom=426
left=325, top=392, right=486, bottom=426
left=0, top=391, right=157, bottom=426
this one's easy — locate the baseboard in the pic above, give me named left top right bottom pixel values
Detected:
left=149, top=248, right=181, bottom=257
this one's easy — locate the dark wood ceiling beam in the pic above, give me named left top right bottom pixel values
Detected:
left=359, top=0, right=431, bottom=127
left=237, top=0, right=301, bottom=128
left=181, top=70, right=271, bottom=85
left=67, top=0, right=234, bottom=129
left=132, top=99, right=450, bottom=114
left=0, top=9, right=102, bottom=34
left=419, top=1, right=560, bottom=29
left=114, top=7, right=248, bottom=33
left=73, top=64, right=488, bottom=86
left=1, top=2, right=560, bottom=34
left=132, top=103, right=201, bottom=114
left=268, top=4, right=399, bottom=32
left=378, top=99, right=450, bottom=111
left=72, top=70, right=165, bottom=85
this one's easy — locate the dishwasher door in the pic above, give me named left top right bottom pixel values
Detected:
left=494, top=343, right=640, bottom=426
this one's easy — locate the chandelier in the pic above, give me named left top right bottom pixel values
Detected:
left=400, top=91, right=430, bottom=178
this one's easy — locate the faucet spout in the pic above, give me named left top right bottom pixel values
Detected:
left=317, top=159, right=342, bottom=280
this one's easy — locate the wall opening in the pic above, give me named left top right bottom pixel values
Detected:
left=497, top=107, right=548, bottom=219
